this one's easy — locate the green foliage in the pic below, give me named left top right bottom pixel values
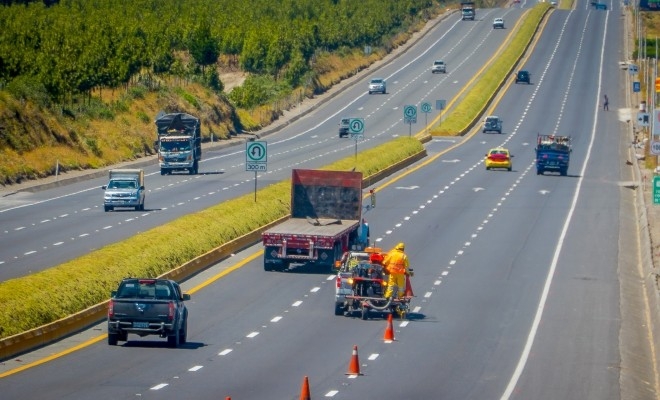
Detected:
left=0, top=138, right=423, bottom=338
left=229, top=75, right=292, bottom=109
left=136, top=111, right=150, bottom=123
left=189, top=22, right=220, bottom=68
left=203, top=68, right=224, bottom=92
left=0, top=0, right=436, bottom=102
left=112, top=100, right=130, bottom=113
left=81, top=99, right=116, bottom=120
left=85, top=137, right=102, bottom=157
left=5, top=76, right=51, bottom=108
left=175, top=88, right=201, bottom=109
left=127, top=86, right=147, bottom=100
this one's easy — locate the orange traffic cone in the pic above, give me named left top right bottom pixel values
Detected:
left=299, top=376, right=311, bottom=400
left=384, top=313, right=395, bottom=341
left=345, top=345, right=362, bottom=375
left=404, top=275, right=414, bottom=297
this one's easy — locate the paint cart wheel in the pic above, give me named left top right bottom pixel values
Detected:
left=361, top=304, right=369, bottom=320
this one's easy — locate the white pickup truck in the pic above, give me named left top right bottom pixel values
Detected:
left=102, top=169, right=146, bottom=212
left=431, top=60, right=446, bottom=73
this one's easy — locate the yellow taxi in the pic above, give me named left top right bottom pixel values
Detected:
left=484, top=147, right=513, bottom=171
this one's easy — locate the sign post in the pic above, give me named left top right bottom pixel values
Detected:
left=421, top=102, right=432, bottom=133
left=246, top=141, right=267, bottom=201
left=349, top=118, right=365, bottom=166
left=403, top=105, right=417, bottom=137
left=436, top=100, right=446, bottom=126
left=652, top=109, right=660, bottom=156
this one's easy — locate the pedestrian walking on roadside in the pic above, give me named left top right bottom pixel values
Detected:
left=603, top=94, right=609, bottom=111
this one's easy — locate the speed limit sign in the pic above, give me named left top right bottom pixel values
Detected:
left=651, top=140, right=660, bottom=155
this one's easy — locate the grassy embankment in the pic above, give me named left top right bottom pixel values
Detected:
left=0, top=3, right=550, bottom=339
left=0, top=5, right=442, bottom=186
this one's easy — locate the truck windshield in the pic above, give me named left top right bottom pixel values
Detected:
left=108, top=180, right=136, bottom=189
left=117, top=281, right=172, bottom=299
left=160, top=141, right=191, bottom=152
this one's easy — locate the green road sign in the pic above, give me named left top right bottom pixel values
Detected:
left=404, top=105, right=417, bottom=118
left=349, top=118, right=364, bottom=134
left=246, top=141, right=267, bottom=171
left=404, top=105, right=417, bottom=123
left=421, top=102, right=432, bottom=113
left=654, top=176, right=660, bottom=205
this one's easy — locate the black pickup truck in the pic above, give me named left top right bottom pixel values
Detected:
left=107, top=278, right=190, bottom=347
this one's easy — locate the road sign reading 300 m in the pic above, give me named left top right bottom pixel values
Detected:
left=246, top=141, right=267, bottom=171
left=404, top=105, right=417, bottom=123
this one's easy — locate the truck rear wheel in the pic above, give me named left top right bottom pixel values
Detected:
left=108, top=333, right=119, bottom=346
left=264, top=246, right=284, bottom=271
left=160, top=169, right=166, bottom=176
left=168, top=330, right=181, bottom=348
left=179, top=317, right=187, bottom=344
left=104, top=206, right=112, bottom=212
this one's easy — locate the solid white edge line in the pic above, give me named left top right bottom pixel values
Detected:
left=500, top=9, right=605, bottom=399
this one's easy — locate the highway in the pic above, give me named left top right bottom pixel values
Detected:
left=0, top=1, right=651, bottom=399
left=0, top=5, right=518, bottom=281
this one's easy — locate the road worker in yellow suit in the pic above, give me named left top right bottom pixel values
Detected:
left=383, top=242, right=410, bottom=299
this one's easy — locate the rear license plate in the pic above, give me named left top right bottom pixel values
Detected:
left=133, top=322, right=149, bottom=328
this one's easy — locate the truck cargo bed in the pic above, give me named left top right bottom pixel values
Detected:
left=264, top=218, right=359, bottom=237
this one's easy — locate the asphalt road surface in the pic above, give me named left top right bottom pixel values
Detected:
left=1, top=2, right=655, bottom=399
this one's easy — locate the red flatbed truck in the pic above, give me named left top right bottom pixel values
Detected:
left=262, top=169, right=366, bottom=271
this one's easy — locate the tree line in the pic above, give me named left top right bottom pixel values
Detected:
left=0, top=0, right=436, bottom=105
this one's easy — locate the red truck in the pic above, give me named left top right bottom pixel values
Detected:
left=262, top=169, right=367, bottom=271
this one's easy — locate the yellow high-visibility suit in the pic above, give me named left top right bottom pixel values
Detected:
left=383, top=243, right=409, bottom=299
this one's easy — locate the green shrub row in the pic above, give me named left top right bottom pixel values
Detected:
left=0, top=137, right=423, bottom=339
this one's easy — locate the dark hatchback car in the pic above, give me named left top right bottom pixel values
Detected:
left=515, top=70, right=530, bottom=84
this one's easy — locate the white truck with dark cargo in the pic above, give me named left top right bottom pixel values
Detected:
left=431, top=60, right=447, bottom=73
left=155, top=112, right=202, bottom=175
left=461, top=2, right=475, bottom=20
left=102, top=169, right=145, bottom=212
